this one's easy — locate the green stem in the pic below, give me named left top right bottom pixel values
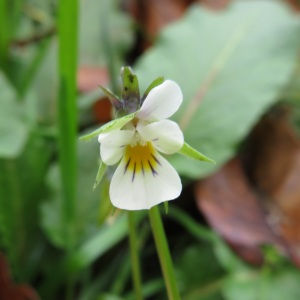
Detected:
left=128, top=211, right=144, bottom=300
left=58, top=0, right=78, bottom=250
left=148, top=206, right=181, bottom=300
left=0, top=0, right=10, bottom=72
left=57, top=1, right=78, bottom=299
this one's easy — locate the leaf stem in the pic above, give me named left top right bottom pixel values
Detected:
left=148, top=206, right=181, bottom=300
left=128, top=211, right=144, bottom=300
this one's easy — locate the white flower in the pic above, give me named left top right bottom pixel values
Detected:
left=98, top=80, right=184, bottom=210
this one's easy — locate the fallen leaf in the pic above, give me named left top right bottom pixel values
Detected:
left=247, top=112, right=300, bottom=264
left=195, top=158, right=287, bottom=265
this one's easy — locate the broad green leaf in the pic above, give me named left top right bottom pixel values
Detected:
left=177, top=245, right=225, bottom=300
left=93, top=160, right=107, bottom=190
left=65, top=215, right=129, bottom=272
left=135, top=1, right=300, bottom=178
left=41, top=136, right=101, bottom=249
left=0, top=73, right=29, bottom=158
left=79, top=112, right=137, bottom=141
left=179, top=142, right=215, bottom=163
left=223, top=268, right=300, bottom=300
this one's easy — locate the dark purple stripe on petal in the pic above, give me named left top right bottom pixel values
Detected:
left=151, top=154, right=161, bottom=166
left=148, top=160, right=158, bottom=177
left=124, top=158, right=131, bottom=174
left=141, top=161, right=145, bottom=176
left=132, top=163, right=136, bottom=182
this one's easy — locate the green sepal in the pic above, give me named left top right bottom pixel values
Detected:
left=179, top=142, right=215, bottom=164
left=93, top=160, right=107, bottom=190
left=121, top=66, right=140, bottom=114
left=164, top=201, right=169, bottom=214
left=99, top=85, right=123, bottom=111
left=79, top=111, right=137, bottom=141
left=142, top=76, right=164, bottom=102
left=99, top=84, right=120, bottom=100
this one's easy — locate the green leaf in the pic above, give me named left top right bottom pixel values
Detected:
left=179, top=142, right=215, bottom=164
left=79, top=112, right=137, bottom=141
left=0, top=73, right=29, bottom=158
left=177, top=245, right=225, bottom=300
left=41, top=135, right=102, bottom=249
left=223, top=268, right=300, bottom=300
left=135, top=1, right=300, bottom=178
left=93, top=160, right=107, bottom=190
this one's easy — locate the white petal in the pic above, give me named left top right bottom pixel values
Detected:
left=99, top=130, right=134, bottom=165
left=138, top=80, right=183, bottom=121
left=137, top=120, right=184, bottom=154
left=109, top=152, right=182, bottom=210
left=98, top=132, right=109, bottom=143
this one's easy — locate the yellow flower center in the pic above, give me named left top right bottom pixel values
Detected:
left=124, top=142, right=160, bottom=180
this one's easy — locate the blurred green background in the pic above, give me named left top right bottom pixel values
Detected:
left=1, top=0, right=300, bottom=299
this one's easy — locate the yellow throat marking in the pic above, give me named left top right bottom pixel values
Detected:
left=124, top=142, right=159, bottom=180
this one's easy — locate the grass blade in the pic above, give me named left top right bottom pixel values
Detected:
left=57, top=0, right=78, bottom=250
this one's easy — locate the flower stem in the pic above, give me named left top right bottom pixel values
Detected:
left=128, top=211, right=144, bottom=300
left=148, top=206, right=181, bottom=300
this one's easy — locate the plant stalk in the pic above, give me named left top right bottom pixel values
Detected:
left=148, top=206, right=181, bottom=300
left=128, top=211, right=144, bottom=300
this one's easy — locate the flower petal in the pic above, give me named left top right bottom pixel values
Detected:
left=137, top=120, right=184, bottom=154
left=138, top=80, right=183, bottom=121
left=109, top=151, right=182, bottom=210
left=99, top=130, right=134, bottom=165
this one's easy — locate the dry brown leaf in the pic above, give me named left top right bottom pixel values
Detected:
left=195, top=111, right=300, bottom=266
left=196, top=158, right=285, bottom=265
left=247, top=112, right=300, bottom=263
